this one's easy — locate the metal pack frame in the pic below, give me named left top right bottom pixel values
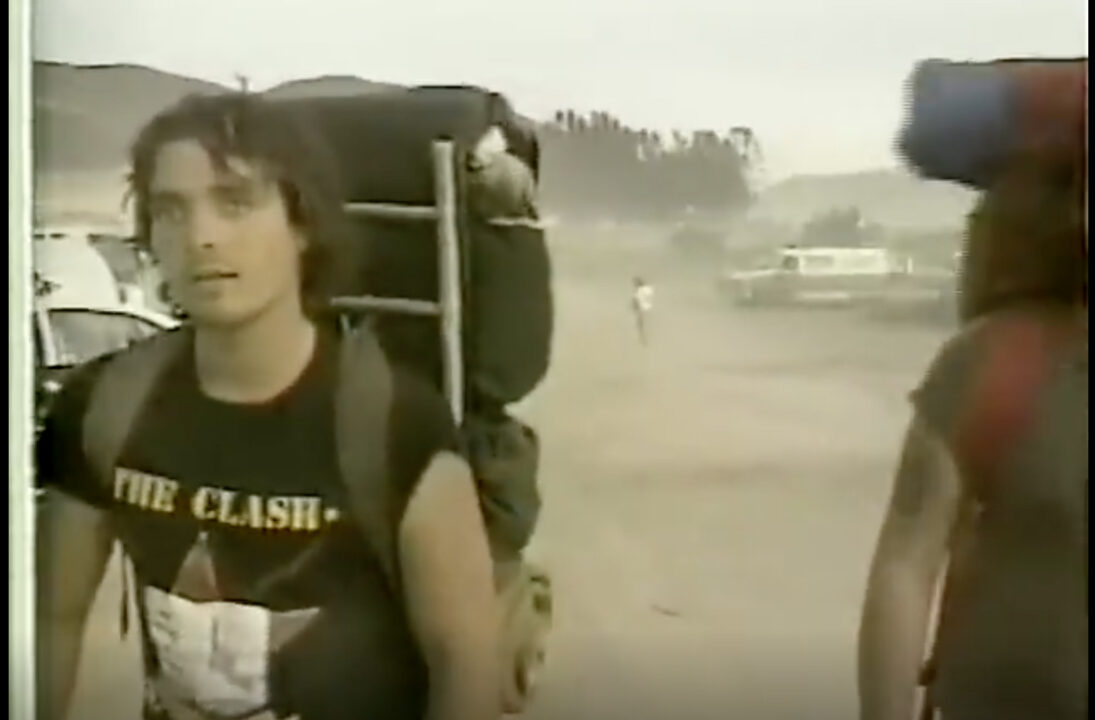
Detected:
left=329, top=141, right=466, bottom=425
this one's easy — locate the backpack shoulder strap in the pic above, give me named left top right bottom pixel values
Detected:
left=79, top=327, right=190, bottom=641
left=950, top=310, right=1075, bottom=496
left=81, top=328, right=192, bottom=490
left=333, top=323, right=400, bottom=594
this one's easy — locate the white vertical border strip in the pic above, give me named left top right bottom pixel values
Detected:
left=9, top=0, right=35, bottom=716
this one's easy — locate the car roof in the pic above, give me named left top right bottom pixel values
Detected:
left=40, top=303, right=180, bottom=329
left=780, top=245, right=889, bottom=256
left=33, top=225, right=128, bottom=239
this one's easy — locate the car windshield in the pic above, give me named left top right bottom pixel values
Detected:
left=799, top=254, right=837, bottom=271
left=43, top=309, right=165, bottom=367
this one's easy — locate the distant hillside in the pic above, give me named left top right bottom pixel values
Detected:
left=264, top=75, right=402, bottom=99
left=34, top=62, right=228, bottom=116
left=33, top=105, right=120, bottom=171
left=32, top=63, right=411, bottom=172
left=31, top=61, right=966, bottom=231
left=33, top=61, right=230, bottom=172
left=751, top=169, right=976, bottom=232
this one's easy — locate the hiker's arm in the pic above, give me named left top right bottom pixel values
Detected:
left=857, top=414, right=965, bottom=720
left=36, top=491, right=116, bottom=720
left=34, top=358, right=117, bottom=720
left=399, top=451, right=500, bottom=720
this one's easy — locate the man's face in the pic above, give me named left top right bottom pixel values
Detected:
left=147, top=139, right=304, bottom=328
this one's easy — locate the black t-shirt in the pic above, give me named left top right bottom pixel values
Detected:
left=36, top=330, right=458, bottom=720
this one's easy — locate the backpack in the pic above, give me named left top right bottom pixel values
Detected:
left=273, top=87, right=550, bottom=576
left=917, top=310, right=1086, bottom=719
left=276, top=89, right=554, bottom=410
left=80, top=323, right=552, bottom=715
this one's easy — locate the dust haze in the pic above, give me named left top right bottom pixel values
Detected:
left=51, top=218, right=951, bottom=719
left=25, top=40, right=980, bottom=720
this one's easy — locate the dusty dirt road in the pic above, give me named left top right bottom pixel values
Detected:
left=62, top=238, right=951, bottom=720
left=518, top=265, right=948, bottom=720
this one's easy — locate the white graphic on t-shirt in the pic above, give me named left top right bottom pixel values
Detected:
left=144, top=586, right=271, bottom=717
left=140, top=529, right=324, bottom=718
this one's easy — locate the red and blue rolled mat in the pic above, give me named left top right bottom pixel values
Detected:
left=898, top=58, right=1086, bottom=188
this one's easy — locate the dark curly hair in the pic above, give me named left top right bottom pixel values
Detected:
left=127, top=92, right=353, bottom=318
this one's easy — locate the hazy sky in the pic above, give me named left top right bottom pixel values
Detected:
left=32, top=0, right=1086, bottom=179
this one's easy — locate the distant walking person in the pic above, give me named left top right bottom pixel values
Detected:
left=631, top=276, right=654, bottom=345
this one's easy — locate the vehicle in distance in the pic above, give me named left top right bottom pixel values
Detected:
left=719, top=245, right=903, bottom=307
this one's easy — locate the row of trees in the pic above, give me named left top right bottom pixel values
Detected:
left=534, top=109, right=761, bottom=222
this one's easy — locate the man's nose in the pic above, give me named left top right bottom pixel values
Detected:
left=182, top=201, right=225, bottom=252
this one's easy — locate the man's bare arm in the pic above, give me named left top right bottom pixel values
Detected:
left=36, top=490, right=116, bottom=720
left=399, top=452, right=501, bottom=720
left=857, top=414, right=967, bottom=720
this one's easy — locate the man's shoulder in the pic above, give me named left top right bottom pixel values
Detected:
left=951, top=304, right=1083, bottom=367
left=67, top=327, right=191, bottom=389
left=41, top=354, right=113, bottom=427
left=930, top=306, right=1063, bottom=371
left=78, top=328, right=192, bottom=404
left=915, top=305, right=1079, bottom=441
left=911, top=315, right=1011, bottom=433
left=329, top=328, right=455, bottom=435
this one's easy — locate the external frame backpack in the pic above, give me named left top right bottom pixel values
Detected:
left=275, top=89, right=554, bottom=411
left=79, top=323, right=552, bottom=714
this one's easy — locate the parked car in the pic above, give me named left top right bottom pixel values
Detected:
left=719, top=245, right=902, bottom=307
left=867, top=262, right=960, bottom=325
left=33, top=301, right=180, bottom=438
left=33, top=225, right=125, bottom=308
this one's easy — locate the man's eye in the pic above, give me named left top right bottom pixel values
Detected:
left=149, top=201, right=184, bottom=223
left=215, top=189, right=254, bottom=215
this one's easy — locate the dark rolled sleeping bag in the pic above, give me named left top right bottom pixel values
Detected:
left=350, top=215, right=552, bottom=412
left=275, top=87, right=539, bottom=205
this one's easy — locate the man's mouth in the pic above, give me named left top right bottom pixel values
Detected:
left=192, top=270, right=239, bottom=283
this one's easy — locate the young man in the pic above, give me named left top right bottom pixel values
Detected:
left=858, top=77, right=1088, bottom=720
left=35, top=94, right=500, bottom=720
left=630, top=276, right=654, bottom=346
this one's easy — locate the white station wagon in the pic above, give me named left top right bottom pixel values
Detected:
left=720, top=245, right=903, bottom=307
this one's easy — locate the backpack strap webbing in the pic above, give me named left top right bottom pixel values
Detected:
left=80, top=327, right=191, bottom=637
left=333, top=323, right=401, bottom=596
left=949, top=314, right=1064, bottom=497
left=81, top=328, right=191, bottom=489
